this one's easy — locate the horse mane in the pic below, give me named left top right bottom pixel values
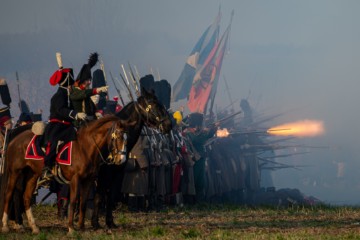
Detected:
left=115, top=101, right=135, bottom=119
left=79, top=115, right=119, bottom=135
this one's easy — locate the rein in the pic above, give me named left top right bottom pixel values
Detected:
left=90, top=121, right=125, bottom=165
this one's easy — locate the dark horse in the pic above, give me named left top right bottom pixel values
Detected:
left=1, top=115, right=132, bottom=234
left=91, top=89, right=172, bottom=229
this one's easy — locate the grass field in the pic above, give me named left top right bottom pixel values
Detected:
left=2, top=204, right=360, bottom=239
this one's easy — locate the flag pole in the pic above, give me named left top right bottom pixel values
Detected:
left=207, top=10, right=234, bottom=118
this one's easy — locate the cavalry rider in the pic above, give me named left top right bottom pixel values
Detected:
left=70, top=52, right=108, bottom=126
left=42, top=66, right=86, bottom=179
left=0, top=78, right=13, bottom=131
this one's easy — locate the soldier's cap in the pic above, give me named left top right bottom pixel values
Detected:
left=49, top=68, right=75, bottom=86
left=76, top=52, right=99, bottom=84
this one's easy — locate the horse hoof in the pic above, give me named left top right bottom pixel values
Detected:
left=91, top=222, right=101, bottom=230
left=106, top=222, right=118, bottom=229
left=32, top=226, right=40, bottom=234
left=2, top=226, right=9, bottom=233
left=14, top=224, right=25, bottom=232
left=68, top=228, right=76, bottom=236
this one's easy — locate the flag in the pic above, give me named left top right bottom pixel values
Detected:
left=187, top=22, right=231, bottom=113
left=172, top=12, right=221, bottom=102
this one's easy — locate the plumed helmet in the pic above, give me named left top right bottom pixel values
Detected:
left=49, top=68, right=75, bottom=87
left=76, top=52, right=99, bottom=84
left=173, top=111, right=183, bottom=125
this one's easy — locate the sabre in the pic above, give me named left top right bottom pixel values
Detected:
left=134, top=65, right=141, bottom=80
left=120, top=72, right=134, bottom=102
left=127, top=62, right=140, bottom=96
left=37, top=190, right=53, bottom=206
left=109, top=71, right=125, bottom=106
left=121, top=64, right=130, bottom=86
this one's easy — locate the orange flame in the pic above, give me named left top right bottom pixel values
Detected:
left=267, top=119, right=325, bottom=137
left=216, top=128, right=230, bottom=138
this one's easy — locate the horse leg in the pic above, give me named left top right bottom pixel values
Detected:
left=68, top=175, right=79, bottom=234
left=23, top=173, right=41, bottom=234
left=105, top=186, right=118, bottom=228
left=77, top=179, right=92, bottom=230
left=91, top=189, right=102, bottom=229
left=2, top=171, right=20, bottom=233
left=12, top=187, right=24, bottom=232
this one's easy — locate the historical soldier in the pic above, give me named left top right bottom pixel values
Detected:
left=0, top=78, right=13, bottom=130
left=70, top=52, right=108, bottom=126
left=121, top=130, right=150, bottom=212
left=92, top=68, right=108, bottom=111
left=14, top=112, right=32, bottom=127
left=42, top=67, right=86, bottom=178
left=184, top=113, right=218, bottom=203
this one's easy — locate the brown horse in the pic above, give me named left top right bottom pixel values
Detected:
left=1, top=115, right=131, bottom=234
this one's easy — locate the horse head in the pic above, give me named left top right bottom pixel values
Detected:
left=135, top=88, right=172, bottom=134
left=106, top=118, right=136, bottom=165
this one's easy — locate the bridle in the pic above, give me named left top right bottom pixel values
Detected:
left=134, top=97, right=168, bottom=132
left=107, top=121, right=127, bottom=165
left=92, top=121, right=127, bottom=165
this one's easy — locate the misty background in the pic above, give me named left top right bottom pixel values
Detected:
left=1, top=0, right=359, bottom=205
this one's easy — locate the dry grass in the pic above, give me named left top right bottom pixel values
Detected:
left=2, top=204, right=360, bottom=239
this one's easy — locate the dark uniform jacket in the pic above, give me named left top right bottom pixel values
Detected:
left=45, top=86, right=77, bottom=143
left=69, top=86, right=97, bottom=118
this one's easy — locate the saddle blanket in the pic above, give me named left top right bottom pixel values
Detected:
left=25, top=135, right=72, bottom=165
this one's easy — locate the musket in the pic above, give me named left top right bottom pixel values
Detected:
left=223, top=75, right=234, bottom=113
left=109, top=71, right=125, bottom=106
left=257, top=156, right=306, bottom=171
left=207, top=110, right=242, bottom=127
left=248, top=113, right=284, bottom=128
left=263, top=152, right=309, bottom=159
left=16, top=71, right=22, bottom=111
left=229, top=128, right=291, bottom=136
left=261, top=166, right=305, bottom=171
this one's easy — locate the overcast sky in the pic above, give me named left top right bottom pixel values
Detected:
left=1, top=0, right=360, bottom=204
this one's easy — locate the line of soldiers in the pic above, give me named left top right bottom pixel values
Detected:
left=1, top=51, right=311, bottom=218
left=116, top=101, right=270, bottom=211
